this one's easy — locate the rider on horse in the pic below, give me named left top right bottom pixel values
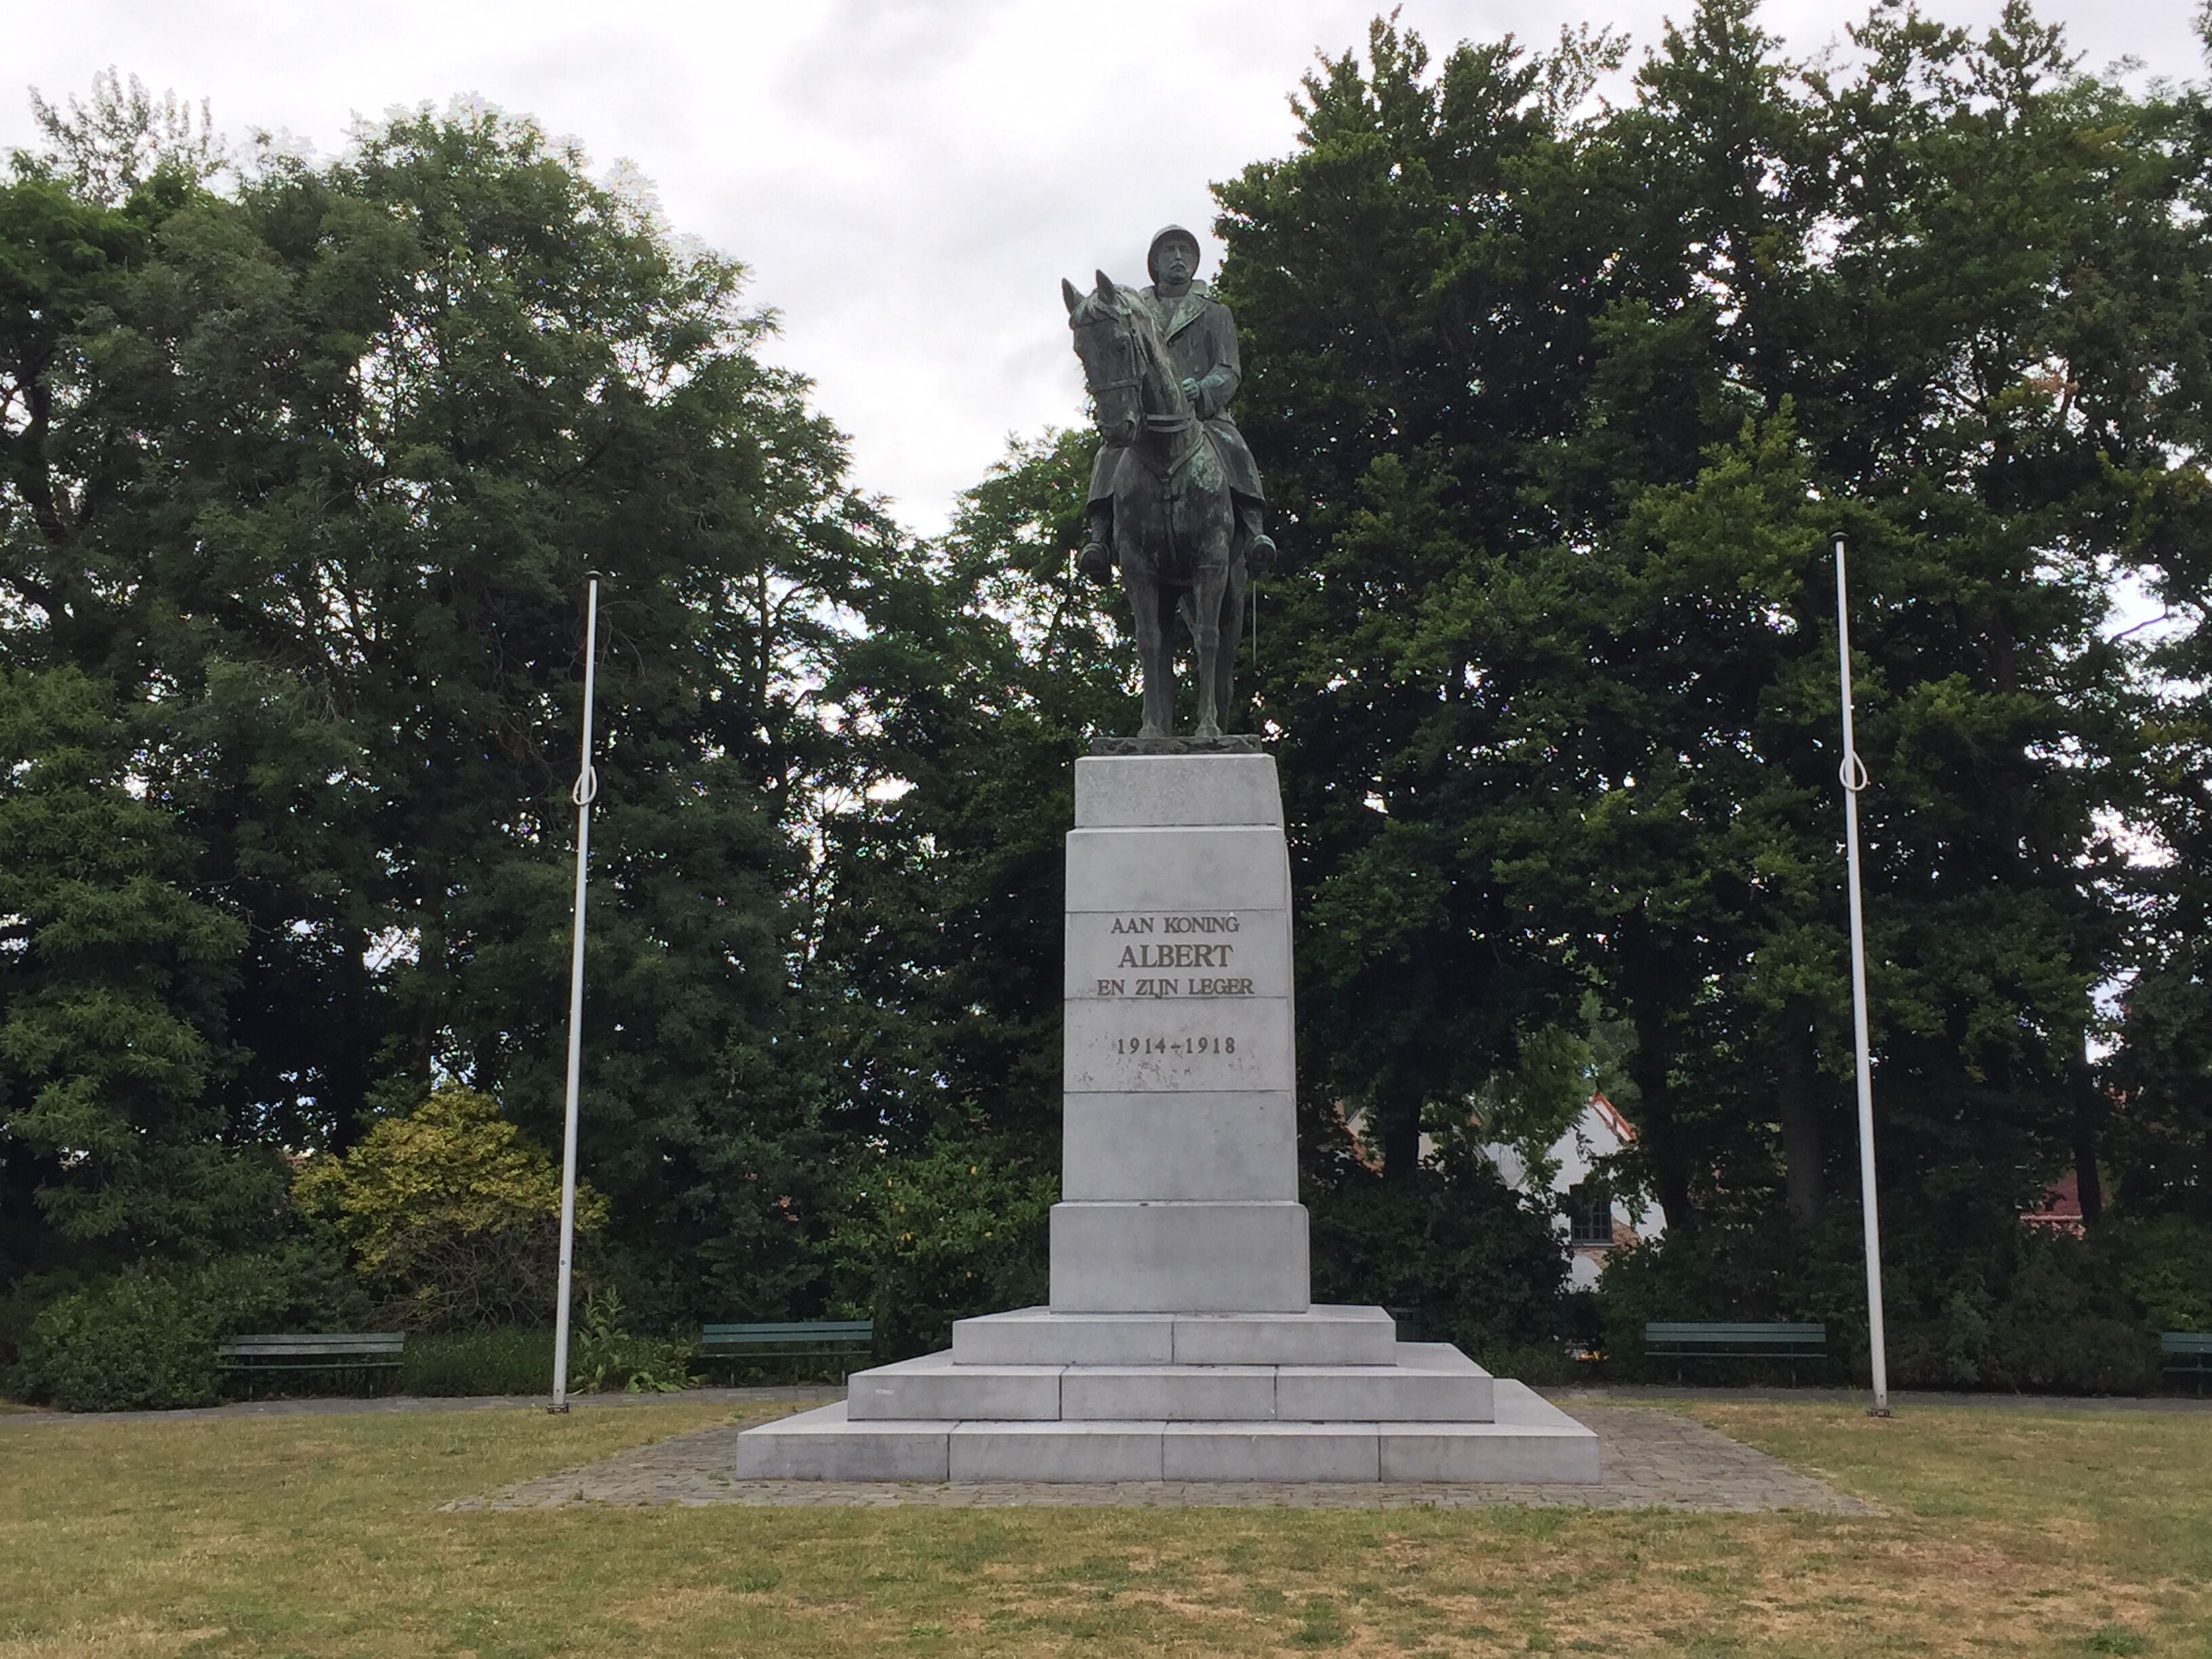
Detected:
left=1079, top=225, right=1277, bottom=582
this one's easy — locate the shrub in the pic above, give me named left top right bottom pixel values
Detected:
left=6, top=1242, right=359, bottom=1411
left=1596, top=1210, right=2177, bottom=1393
left=1984, top=1248, right=2160, bottom=1394
left=829, top=1134, right=1054, bottom=1358
left=2114, top=1215, right=2212, bottom=1335
left=400, top=1328, right=558, bottom=1396
left=570, top=1289, right=691, bottom=1393
left=294, top=1087, right=607, bottom=1332
left=398, top=1311, right=695, bottom=1398
left=9, top=1270, right=222, bottom=1410
left=1308, top=1140, right=1570, bottom=1357
left=1594, top=1214, right=1869, bottom=1385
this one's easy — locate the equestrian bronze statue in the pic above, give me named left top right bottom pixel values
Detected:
left=1063, top=225, right=1275, bottom=743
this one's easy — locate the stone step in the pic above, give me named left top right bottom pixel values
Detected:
left=951, top=1304, right=1398, bottom=1367
left=844, top=1340, right=1494, bottom=1424
left=735, top=1380, right=1601, bottom=1483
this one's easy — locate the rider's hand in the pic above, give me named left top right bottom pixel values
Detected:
left=1077, top=543, right=1113, bottom=584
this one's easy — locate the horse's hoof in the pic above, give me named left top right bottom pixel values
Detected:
left=1193, top=724, right=1224, bottom=741
left=1139, top=724, right=1170, bottom=740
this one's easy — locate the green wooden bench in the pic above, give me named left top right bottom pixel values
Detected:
left=700, top=1320, right=874, bottom=1382
left=217, top=1333, right=405, bottom=1397
left=1645, top=1322, right=1828, bottom=1383
left=2163, top=1332, right=2212, bottom=1393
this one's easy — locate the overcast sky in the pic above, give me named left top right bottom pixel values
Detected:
left=5, top=0, right=2199, bottom=534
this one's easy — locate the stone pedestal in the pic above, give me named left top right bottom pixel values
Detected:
left=735, top=753, right=1599, bottom=1483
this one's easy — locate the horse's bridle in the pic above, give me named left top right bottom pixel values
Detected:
left=1080, top=305, right=1193, bottom=434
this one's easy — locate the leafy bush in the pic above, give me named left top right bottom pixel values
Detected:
left=1596, top=1212, right=1891, bottom=1385
left=7, top=1242, right=359, bottom=1411
left=1308, top=1141, right=1570, bottom=1357
left=829, top=1134, right=1053, bottom=1357
left=1595, top=1208, right=2184, bottom=1393
left=294, top=1087, right=607, bottom=1332
left=2114, top=1215, right=2212, bottom=1335
left=1983, top=1249, right=2160, bottom=1394
left=400, top=1328, right=558, bottom=1397
left=9, top=1271, right=222, bottom=1410
left=398, top=1315, right=693, bottom=1397
left=570, top=1289, right=691, bottom=1393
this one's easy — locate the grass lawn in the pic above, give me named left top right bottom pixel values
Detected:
left=2, top=1397, right=2207, bottom=1657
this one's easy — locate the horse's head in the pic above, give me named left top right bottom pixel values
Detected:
left=1063, top=270, right=1143, bottom=448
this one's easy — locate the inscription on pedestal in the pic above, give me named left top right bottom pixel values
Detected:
left=1065, top=909, right=1290, bottom=1002
left=1065, top=997, right=1294, bottom=1092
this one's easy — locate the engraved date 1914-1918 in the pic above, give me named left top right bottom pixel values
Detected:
left=1113, top=1033, right=1237, bottom=1056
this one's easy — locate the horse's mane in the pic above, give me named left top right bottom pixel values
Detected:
left=1077, top=283, right=1184, bottom=409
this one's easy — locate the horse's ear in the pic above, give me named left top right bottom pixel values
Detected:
left=1094, top=269, right=1116, bottom=300
left=1062, top=276, right=1082, bottom=315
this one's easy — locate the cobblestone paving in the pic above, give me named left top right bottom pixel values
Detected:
left=445, top=1404, right=1875, bottom=1514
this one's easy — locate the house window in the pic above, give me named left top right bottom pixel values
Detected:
left=1566, top=1183, right=1612, bottom=1248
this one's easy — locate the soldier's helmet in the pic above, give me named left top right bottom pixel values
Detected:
left=1147, top=224, right=1203, bottom=283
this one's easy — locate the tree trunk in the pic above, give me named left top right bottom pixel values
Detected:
left=2070, top=1043, right=2106, bottom=1227
left=327, top=930, right=373, bottom=1152
left=1380, top=1098, right=1422, bottom=1186
left=1628, top=1007, right=1693, bottom=1231
left=1778, top=1010, right=1824, bottom=1225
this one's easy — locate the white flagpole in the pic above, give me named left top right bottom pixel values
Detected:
left=550, top=573, right=602, bottom=1413
left=1835, top=535, right=1892, bottom=1418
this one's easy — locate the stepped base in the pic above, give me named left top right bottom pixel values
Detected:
left=951, top=1303, right=1398, bottom=1366
left=846, top=1340, right=1494, bottom=1422
left=733, top=1380, right=1600, bottom=1483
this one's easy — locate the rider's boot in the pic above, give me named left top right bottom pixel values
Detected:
left=1238, top=501, right=1277, bottom=573
left=1078, top=504, right=1114, bottom=582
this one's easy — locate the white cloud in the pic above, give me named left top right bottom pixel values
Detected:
left=5, top=0, right=2199, bottom=533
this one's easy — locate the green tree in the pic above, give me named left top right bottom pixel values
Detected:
left=1208, top=0, right=2203, bottom=1276
left=294, top=1086, right=605, bottom=1330
left=0, top=667, right=268, bottom=1268
left=1, top=93, right=897, bottom=1322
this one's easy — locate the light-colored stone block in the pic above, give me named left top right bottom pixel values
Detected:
left=1063, top=997, right=1295, bottom=1094
left=732, top=1402, right=949, bottom=1480
left=951, top=1308, right=1175, bottom=1366
left=948, top=1420, right=1166, bottom=1481
left=1161, top=1421, right=1381, bottom=1481
left=1050, top=1201, right=1310, bottom=1313
left=1075, top=754, right=1283, bottom=828
left=1066, top=827, right=1290, bottom=912
left=1374, top=1382, right=1601, bottom=1481
left=1274, top=1360, right=1494, bottom=1423
left=1371, top=1380, right=1601, bottom=1486
left=1170, top=1306, right=1398, bottom=1366
left=1375, top=1424, right=1601, bottom=1483
left=1062, top=1092, right=1298, bottom=1201
left=1065, top=909, right=1292, bottom=1002
left=846, top=1352, right=1063, bottom=1421
left=1061, top=1365, right=1277, bottom=1421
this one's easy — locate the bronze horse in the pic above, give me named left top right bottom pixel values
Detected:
left=1063, top=271, right=1248, bottom=741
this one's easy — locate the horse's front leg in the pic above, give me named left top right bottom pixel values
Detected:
left=1122, top=567, right=1174, bottom=738
left=1217, top=556, right=1248, bottom=726
left=1189, top=562, right=1230, bottom=739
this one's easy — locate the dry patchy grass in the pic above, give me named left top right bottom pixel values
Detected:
left=2, top=1398, right=2207, bottom=1656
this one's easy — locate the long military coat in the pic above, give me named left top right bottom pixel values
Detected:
left=1087, top=281, right=1265, bottom=506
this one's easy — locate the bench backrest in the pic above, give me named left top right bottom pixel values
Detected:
left=2163, top=1332, right=2212, bottom=1355
left=701, top=1321, right=873, bottom=1347
left=219, top=1333, right=405, bottom=1357
left=1645, top=1322, right=1827, bottom=1344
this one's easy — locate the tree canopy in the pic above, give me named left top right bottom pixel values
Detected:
left=4, top=6, right=2210, bottom=1388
